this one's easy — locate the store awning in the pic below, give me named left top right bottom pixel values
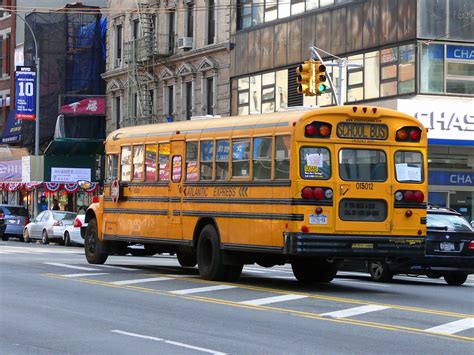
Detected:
left=44, top=138, right=104, bottom=156
left=1, top=109, right=22, bottom=144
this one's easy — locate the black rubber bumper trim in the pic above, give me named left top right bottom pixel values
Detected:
left=283, top=233, right=425, bottom=257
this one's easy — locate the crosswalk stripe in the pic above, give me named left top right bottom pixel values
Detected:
left=110, top=277, right=172, bottom=285
left=425, top=318, right=474, bottom=335
left=321, top=304, right=390, bottom=318
left=170, top=285, right=237, bottom=295
left=61, top=273, right=110, bottom=278
left=240, top=294, right=307, bottom=306
left=44, top=262, right=101, bottom=271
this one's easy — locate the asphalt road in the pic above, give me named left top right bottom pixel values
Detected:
left=1, top=240, right=473, bottom=354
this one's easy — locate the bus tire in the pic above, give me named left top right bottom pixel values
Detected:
left=177, top=251, right=197, bottom=267
left=84, top=219, right=108, bottom=264
left=197, top=225, right=242, bottom=281
left=291, top=259, right=336, bottom=284
left=443, top=272, right=467, bottom=286
left=368, top=261, right=393, bottom=282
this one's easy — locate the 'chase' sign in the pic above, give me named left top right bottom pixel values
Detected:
left=429, top=171, right=474, bottom=186
left=447, top=45, right=474, bottom=60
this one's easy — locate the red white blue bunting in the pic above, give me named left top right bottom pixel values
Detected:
left=6, top=182, right=23, bottom=192
left=84, top=182, right=99, bottom=193
left=45, top=182, right=62, bottom=192
left=24, top=182, right=43, bottom=191
left=64, top=183, right=79, bottom=194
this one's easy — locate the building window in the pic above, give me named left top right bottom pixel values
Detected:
left=207, top=0, right=215, bottom=45
left=168, top=10, right=175, bottom=53
left=185, top=81, right=193, bottom=120
left=115, top=24, right=123, bottom=67
left=132, top=19, right=140, bottom=40
left=0, top=35, right=3, bottom=76
left=398, top=44, right=416, bottom=95
left=113, top=96, right=122, bottom=129
left=133, top=92, right=138, bottom=117
left=261, top=72, right=275, bottom=113
left=166, top=85, right=174, bottom=118
left=206, top=77, right=214, bottom=115
left=186, top=2, right=194, bottom=38
left=347, top=54, right=364, bottom=103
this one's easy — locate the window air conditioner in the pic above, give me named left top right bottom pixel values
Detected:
left=177, top=37, right=193, bottom=49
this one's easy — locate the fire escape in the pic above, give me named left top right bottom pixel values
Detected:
left=123, top=1, right=172, bottom=126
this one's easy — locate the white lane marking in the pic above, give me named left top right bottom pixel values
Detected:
left=240, top=294, right=308, bottom=306
left=110, top=277, right=172, bottom=285
left=170, top=285, right=237, bottom=295
left=1, top=246, right=81, bottom=254
left=44, top=262, right=100, bottom=271
left=244, top=266, right=293, bottom=274
left=111, top=330, right=226, bottom=355
left=425, top=318, right=474, bottom=335
left=242, top=269, right=267, bottom=274
left=321, top=304, right=391, bottom=318
left=61, top=273, right=110, bottom=278
left=95, top=265, right=136, bottom=271
left=335, top=279, right=391, bottom=288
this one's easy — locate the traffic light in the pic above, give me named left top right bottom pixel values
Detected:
left=296, top=61, right=315, bottom=96
left=315, top=61, right=328, bottom=95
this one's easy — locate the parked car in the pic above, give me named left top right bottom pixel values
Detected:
left=0, top=205, right=29, bottom=241
left=0, top=209, right=6, bottom=239
left=343, top=206, right=474, bottom=286
left=63, top=214, right=87, bottom=246
left=23, top=211, right=77, bottom=244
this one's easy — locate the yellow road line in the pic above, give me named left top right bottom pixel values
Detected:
left=44, top=273, right=474, bottom=344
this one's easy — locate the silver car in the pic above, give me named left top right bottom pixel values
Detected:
left=23, top=211, right=77, bottom=244
left=63, top=214, right=86, bottom=246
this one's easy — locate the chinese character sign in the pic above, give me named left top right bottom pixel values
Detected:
left=59, top=97, right=105, bottom=115
left=15, top=67, right=36, bottom=121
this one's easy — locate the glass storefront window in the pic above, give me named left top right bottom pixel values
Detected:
left=364, top=51, right=380, bottom=99
left=265, top=1, right=278, bottom=22
left=398, top=45, right=415, bottom=94
left=249, top=75, right=262, bottom=114
left=275, top=70, right=288, bottom=111
left=420, top=43, right=444, bottom=93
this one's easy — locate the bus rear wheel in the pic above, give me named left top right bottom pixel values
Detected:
left=84, top=218, right=108, bottom=264
left=291, top=259, right=337, bottom=284
left=197, top=225, right=242, bottom=281
left=177, top=251, right=197, bottom=267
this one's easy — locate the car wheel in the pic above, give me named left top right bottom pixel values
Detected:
left=41, top=230, right=49, bottom=245
left=64, top=232, right=71, bottom=247
left=197, top=225, right=242, bottom=281
left=1, top=234, right=9, bottom=241
left=84, top=219, right=108, bottom=264
left=23, top=229, right=30, bottom=243
left=177, top=251, right=197, bottom=267
left=443, top=272, right=468, bottom=286
left=368, top=261, right=393, bottom=282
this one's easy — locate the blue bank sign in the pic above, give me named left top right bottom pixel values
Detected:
left=15, top=66, right=36, bottom=121
left=447, top=45, right=474, bottom=60
left=429, top=171, right=474, bottom=186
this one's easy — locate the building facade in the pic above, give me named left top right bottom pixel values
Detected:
left=103, top=0, right=232, bottom=133
left=229, top=0, right=474, bottom=221
left=0, top=0, right=15, bottom=135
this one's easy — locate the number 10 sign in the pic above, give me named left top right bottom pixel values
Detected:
left=15, top=66, right=37, bottom=121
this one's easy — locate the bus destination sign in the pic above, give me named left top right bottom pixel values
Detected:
left=336, top=122, right=388, bottom=140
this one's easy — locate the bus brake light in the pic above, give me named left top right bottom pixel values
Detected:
left=396, top=129, right=408, bottom=141
left=301, top=187, right=314, bottom=199
left=414, top=191, right=424, bottom=203
left=403, top=190, right=415, bottom=202
left=319, top=125, right=331, bottom=137
left=305, top=125, right=317, bottom=136
left=313, top=188, right=324, bottom=200
left=410, top=129, right=421, bottom=141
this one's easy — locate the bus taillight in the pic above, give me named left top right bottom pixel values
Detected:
left=395, top=190, right=425, bottom=204
left=396, top=127, right=421, bottom=142
left=413, top=191, right=424, bottom=203
left=305, top=122, right=332, bottom=138
left=301, top=187, right=333, bottom=201
left=301, top=187, right=314, bottom=199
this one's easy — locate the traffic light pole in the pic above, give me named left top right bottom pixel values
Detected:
left=310, top=46, right=363, bottom=106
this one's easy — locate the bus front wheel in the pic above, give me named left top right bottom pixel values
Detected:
left=197, top=225, right=242, bottom=281
left=177, top=251, right=197, bottom=267
left=84, top=219, right=108, bottom=264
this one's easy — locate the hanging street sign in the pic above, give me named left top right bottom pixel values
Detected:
left=15, top=66, right=37, bottom=121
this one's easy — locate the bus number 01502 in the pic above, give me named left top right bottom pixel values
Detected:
left=355, top=182, right=374, bottom=190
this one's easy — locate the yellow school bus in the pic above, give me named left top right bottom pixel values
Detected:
left=84, top=105, right=427, bottom=283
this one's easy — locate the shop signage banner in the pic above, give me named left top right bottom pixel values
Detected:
left=59, top=97, right=106, bottom=115
left=397, top=99, right=474, bottom=146
left=0, top=160, right=22, bottom=181
left=51, top=167, right=91, bottom=183
left=446, top=45, right=474, bottom=60
left=428, top=171, right=474, bottom=186
left=15, top=66, right=36, bottom=121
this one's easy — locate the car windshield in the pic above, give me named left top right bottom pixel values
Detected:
left=427, top=213, right=473, bottom=232
left=52, top=212, right=77, bottom=221
left=1, top=206, right=28, bottom=216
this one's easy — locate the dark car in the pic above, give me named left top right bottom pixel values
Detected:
left=0, top=205, right=29, bottom=241
left=345, top=206, right=474, bottom=286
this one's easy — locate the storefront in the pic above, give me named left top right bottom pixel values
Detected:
left=376, top=96, right=474, bottom=223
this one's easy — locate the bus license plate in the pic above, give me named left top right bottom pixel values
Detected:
left=439, top=242, right=455, bottom=251
left=309, top=214, right=327, bottom=225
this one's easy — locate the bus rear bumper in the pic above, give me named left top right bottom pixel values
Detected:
left=283, top=233, right=425, bottom=258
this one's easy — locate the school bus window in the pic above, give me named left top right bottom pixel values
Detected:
left=159, top=143, right=170, bottom=181
left=120, top=146, right=131, bottom=181
left=172, top=155, right=182, bottom=182
left=339, top=149, right=387, bottom=182
left=106, top=154, right=118, bottom=182
left=215, top=140, right=230, bottom=180
left=253, top=137, right=272, bottom=180
left=275, top=135, right=290, bottom=180
left=394, top=151, right=424, bottom=183
left=300, top=147, right=331, bottom=180
left=200, top=140, right=214, bottom=181
left=232, top=139, right=250, bottom=178
left=186, top=141, right=199, bottom=181
left=132, top=145, right=144, bottom=180
left=145, top=145, right=157, bottom=181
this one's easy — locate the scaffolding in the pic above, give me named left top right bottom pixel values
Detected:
left=123, top=1, right=173, bottom=127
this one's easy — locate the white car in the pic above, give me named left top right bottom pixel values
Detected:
left=63, top=214, right=87, bottom=246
